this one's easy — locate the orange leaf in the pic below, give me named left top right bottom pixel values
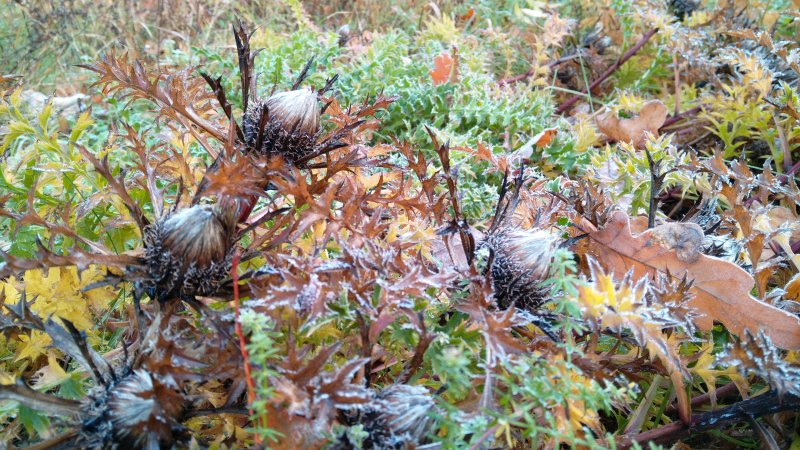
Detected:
left=430, top=51, right=457, bottom=85
left=513, top=128, right=558, bottom=162
left=579, top=211, right=800, bottom=349
left=533, top=127, right=558, bottom=148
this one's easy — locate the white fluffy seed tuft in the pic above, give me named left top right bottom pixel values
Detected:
left=264, top=87, right=320, bottom=134
left=161, top=205, right=232, bottom=267
left=501, top=228, right=560, bottom=279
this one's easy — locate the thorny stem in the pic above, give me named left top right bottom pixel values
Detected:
left=617, top=391, right=800, bottom=449
left=232, top=253, right=261, bottom=445
left=555, top=28, right=659, bottom=115
left=645, top=149, right=666, bottom=229
left=428, top=126, right=475, bottom=264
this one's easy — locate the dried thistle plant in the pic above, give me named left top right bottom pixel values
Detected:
left=0, top=299, right=243, bottom=449
left=476, top=170, right=562, bottom=313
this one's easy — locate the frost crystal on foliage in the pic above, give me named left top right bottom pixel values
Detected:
left=722, top=331, right=800, bottom=397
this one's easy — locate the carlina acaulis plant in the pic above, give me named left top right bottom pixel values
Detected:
left=228, top=19, right=340, bottom=167
left=480, top=226, right=561, bottom=311
left=80, top=368, right=187, bottom=449
left=477, top=170, right=561, bottom=312
left=196, top=19, right=346, bottom=224
left=143, top=204, right=238, bottom=303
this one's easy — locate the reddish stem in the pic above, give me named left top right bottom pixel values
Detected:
left=237, top=193, right=259, bottom=223
left=665, top=381, right=739, bottom=415
left=554, top=28, right=659, bottom=115
left=660, top=106, right=701, bottom=130
left=232, top=253, right=260, bottom=445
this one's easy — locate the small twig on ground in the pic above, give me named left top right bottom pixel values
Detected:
left=398, top=312, right=435, bottom=384
left=673, top=53, right=681, bottom=117
left=774, top=115, right=793, bottom=174
left=616, top=391, right=800, bottom=449
left=497, top=52, right=585, bottom=86
left=555, top=28, right=659, bottom=115
left=660, top=106, right=701, bottom=129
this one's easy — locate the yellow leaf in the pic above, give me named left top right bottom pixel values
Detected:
left=4, top=266, right=114, bottom=332
left=30, top=352, right=70, bottom=390
left=14, top=331, right=52, bottom=363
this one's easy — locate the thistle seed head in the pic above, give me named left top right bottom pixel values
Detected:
left=334, top=384, right=437, bottom=449
left=160, top=205, right=234, bottom=266
left=265, top=87, right=321, bottom=134
left=144, top=205, right=236, bottom=300
left=81, top=370, right=186, bottom=449
left=243, top=87, right=321, bottom=163
left=107, top=370, right=185, bottom=448
left=480, top=227, right=560, bottom=310
left=374, top=384, right=436, bottom=444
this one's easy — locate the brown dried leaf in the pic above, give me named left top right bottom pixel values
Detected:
left=595, top=100, right=667, bottom=148
left=579, top=211, right=800, bottom=349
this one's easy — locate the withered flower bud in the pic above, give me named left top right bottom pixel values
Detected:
left=374, top=384, right=436, bottom=444
left=479, top=227, right=560, bottom=311
left=95, top=369, right=184, bottom=448
left=144, top=204, right=236, bottom=300
left=334, top=384, right=437, bottom=449
left=243, top=87, right=321, bottom=163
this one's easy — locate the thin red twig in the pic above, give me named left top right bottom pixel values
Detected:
left=232, top=253, right=261, bottom=445
left=554, top=28, right=659, bottom=115
left=660, top=106, right=702, bottom=129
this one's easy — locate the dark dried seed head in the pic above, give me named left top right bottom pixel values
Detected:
left=668, top=0, right=700, bottom=20
left=81, top=370, right=186, bottom=449
left=335, top=384, right=437, bottom=449
left=243, top=87, right=321, bottom=163
left=144, top=205, right=236, bottom=299
left=480, top=227, right=560, bottom=310
left=160, top=205, right=234, bottom=267
left=107, top=370, right=186, bottom=447
left=374, top=384, right=436, bottom=443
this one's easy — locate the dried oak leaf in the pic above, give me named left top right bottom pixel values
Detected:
left=595, top=100, right=667, bottom=148
left=579, top=211, right=800, bottom=349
